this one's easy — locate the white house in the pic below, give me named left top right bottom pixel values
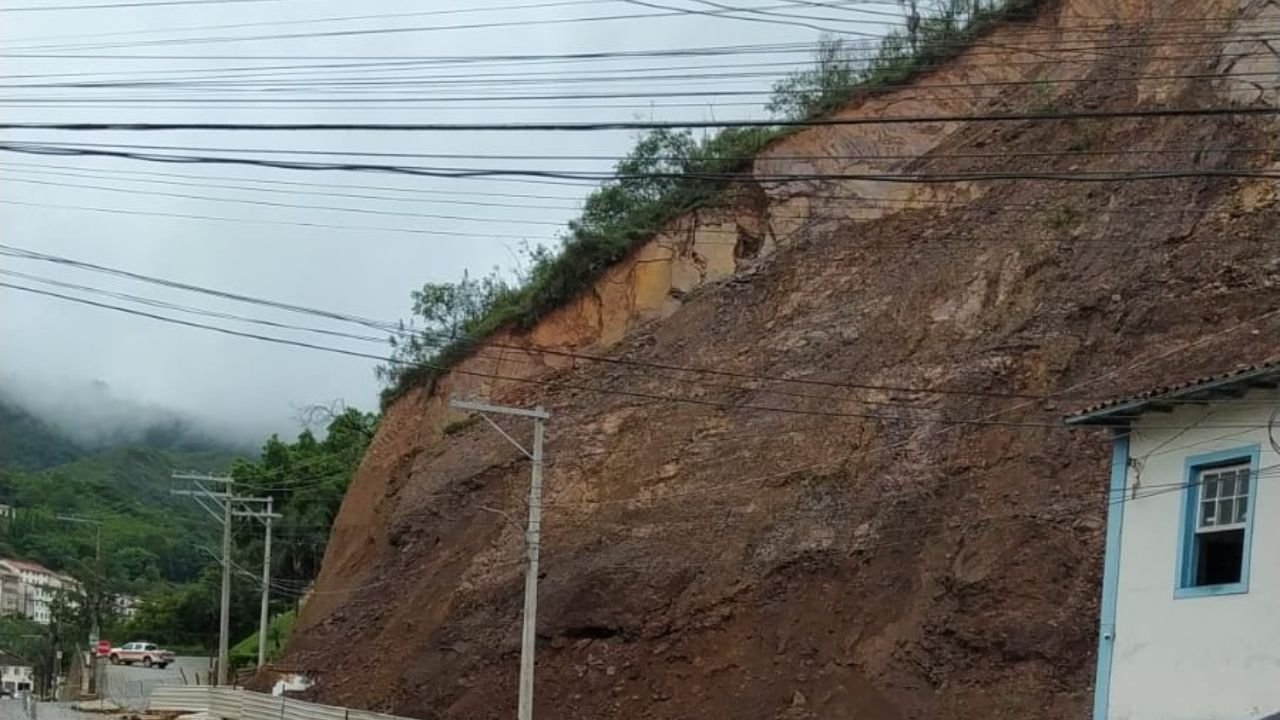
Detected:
left=0, top=566, right=26, bottom=618
left=114, top=594, right=141, bottom=620
left=0, top=559, right=80, bottom=625
left=0, top=651, right=33, bottom=695
left=1067, top=360, right=1280, bottom=720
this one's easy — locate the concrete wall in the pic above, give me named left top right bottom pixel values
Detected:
left=1107, top=387, right=1280, bottom=720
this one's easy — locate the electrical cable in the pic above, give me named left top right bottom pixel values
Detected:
left=3, top=106, right=1276, bottom=131
left=1, top=279, right=1274, bottom=432
left=0, top=161, right=1257, bottom=220
left=3, top=242, right=1274, bottom=408
left=0, top=198, right=549, bottom=240
left=0, top=0, right=880, bottom=53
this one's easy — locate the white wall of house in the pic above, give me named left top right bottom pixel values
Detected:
left=0, top=561, right=80, bottom=626
left=1107, top=387, right=1280, bottom=720
left=0, top=664, right=33, bottom=692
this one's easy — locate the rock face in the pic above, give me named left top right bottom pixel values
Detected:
left=282, top=1, right=1280, bottom=718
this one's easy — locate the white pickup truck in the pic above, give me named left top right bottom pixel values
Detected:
left=108, top=641, right=174, bottom=668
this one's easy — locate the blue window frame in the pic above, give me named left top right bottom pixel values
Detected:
left=1175, top=444, right=1261, bottom=599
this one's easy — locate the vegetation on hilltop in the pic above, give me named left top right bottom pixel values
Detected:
left=377, top=0, right=1041, bottom=405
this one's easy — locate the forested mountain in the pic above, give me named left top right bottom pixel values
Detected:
left=0, top=445, right=239, bottom=591
left=0, top=400, right=85, bottom=472
left=0, top=387, right=375, bottom=653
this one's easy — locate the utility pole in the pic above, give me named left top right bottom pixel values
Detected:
left=172, top=472, right=234, bottom=685
left=55, top=516, right=102, bottom=646
left=448, top=400, right=548, bottom=720
left=232, top=498, right=280, bottom=668
left=173, top=472, right=280, bottom=684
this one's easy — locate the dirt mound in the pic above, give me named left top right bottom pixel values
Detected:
left=281, top=1, right=1280, bottom=718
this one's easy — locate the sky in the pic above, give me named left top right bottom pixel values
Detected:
left=0, top=0, right=891, bottom=442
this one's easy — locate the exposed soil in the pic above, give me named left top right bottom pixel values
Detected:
left=278, top=1, right=1280, bottom=718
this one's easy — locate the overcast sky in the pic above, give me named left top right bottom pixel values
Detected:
left=0, top=0, right=888, bottom=442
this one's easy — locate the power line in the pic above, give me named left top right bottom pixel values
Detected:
left=1, top=279, right=1274, bottom=432
left=0, top=176, right=569, bottom=226
left=0, top=160, right=587, bottom=202
left=4, top=106, right=1276, bottom=131
left=2, top=246, right=1271, bottom=414
left=12, top=7, right=1272, bottom=56
left=0, top=0, right=876, bottom=52
left=0, top=0, right=332, bottom=11
left=0, top=198, right=550, bottom=240
left=3, top=138, right=1273, bottom=163
left=1, top=163, right=1252, bottom=220
left=3, top=143, right=1278, bottom=186
left=5, top=0, right=880, bottom=49
left=8, top=65, right=1274, bottom=92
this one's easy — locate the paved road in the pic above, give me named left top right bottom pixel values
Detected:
left=0, top=656, right=213, bottom=720
left=103, top=655, right=212, bottom=709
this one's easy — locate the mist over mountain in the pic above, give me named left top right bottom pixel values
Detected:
left=0, top=374, right=257, bottom=469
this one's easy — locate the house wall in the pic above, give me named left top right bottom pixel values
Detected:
left=1, top=665, right=33, bottom=691
left=1105, top=387, right=1280, bottom=720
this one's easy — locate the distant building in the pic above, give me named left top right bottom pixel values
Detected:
left=114, top=594, right=141, bottom=620
left=0, top=651, right=33, bottom=695
left=0, top=559, right=81, bottom=625
left=1067, top=361, right=1280, bottom=720
left=0, top=566, right=26, bottom=618
left=0, top=504, right=14, bottom=519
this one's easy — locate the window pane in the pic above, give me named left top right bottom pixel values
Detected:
left=1237, top=471, right=1250, bottom=498
left=1201, top=500, right=1215, bottom=526
left=1203, top=475, right=1218, bottom=499
left=1236, top=497, right=1248, bottom=524
left=1219, top=475, right=1235, bottom=498
left=1219, top=499, right=1235, bottom=526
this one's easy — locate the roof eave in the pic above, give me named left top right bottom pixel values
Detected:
left=1064, top=365, right=1280, bottom=427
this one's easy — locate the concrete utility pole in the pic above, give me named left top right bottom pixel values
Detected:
left=172, top=473, right=276, bottom=684
left=54, top=516, right=102, bottom=640
left=448, top=400, right=549, bottom=720
left=232, top=498, right=280, bottom=668
left=171, top=472, right=235, bottom=685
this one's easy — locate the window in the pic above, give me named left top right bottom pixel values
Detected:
left=1177, top=446, right=1260, bottom=598
left=1191, top=464, right=1250, bottom=586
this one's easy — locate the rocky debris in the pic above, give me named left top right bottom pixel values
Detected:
left=281, top=1, right=1280, bottom=719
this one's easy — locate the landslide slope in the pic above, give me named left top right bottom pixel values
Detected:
left=283, top=1, right=1280, bottom=718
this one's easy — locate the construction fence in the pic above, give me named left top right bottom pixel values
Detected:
left=149, top=686, right=411, bottom=720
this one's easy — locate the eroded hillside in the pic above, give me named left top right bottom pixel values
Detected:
left=281, top=1, right=1280, bottom=718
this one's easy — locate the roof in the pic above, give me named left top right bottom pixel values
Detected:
left=0, top=650, right=31, bottom=667
left=0, top=558, right=57, bottom=576
left=1065, top=360, right=1280, bottom=427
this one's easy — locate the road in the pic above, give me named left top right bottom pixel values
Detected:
left=0, top=656, right=212, bottom=720
left=103, top=655, right=212, bottom=709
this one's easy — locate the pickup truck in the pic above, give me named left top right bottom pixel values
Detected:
left=108, top=641, right=174, bottom=668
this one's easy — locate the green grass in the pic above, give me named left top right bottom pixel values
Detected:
left=230, top=609, right=296, bottom=666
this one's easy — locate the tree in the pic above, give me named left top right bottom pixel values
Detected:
left=376, top=269, right=518, bottom=389
left=767, top=36, right=865, bottom=121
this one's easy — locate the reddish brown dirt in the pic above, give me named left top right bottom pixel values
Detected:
left=279, top=2, right=1280, bottom=719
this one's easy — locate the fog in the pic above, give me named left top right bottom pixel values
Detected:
left=1, top=374, right=262, bottom=452
left=0, top=1, right=886, bottom=440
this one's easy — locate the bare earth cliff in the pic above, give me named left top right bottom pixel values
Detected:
left=282, top=1, right=1280, bottom=718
